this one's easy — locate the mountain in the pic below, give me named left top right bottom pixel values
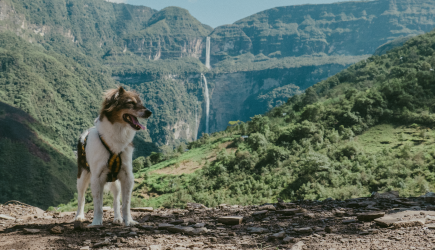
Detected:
left=2, top=0, right=435, bottom=208
left=57, top=27, right=435, bottom=209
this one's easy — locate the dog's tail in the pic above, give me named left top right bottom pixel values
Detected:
left=77, top=130, right=90, bottom=179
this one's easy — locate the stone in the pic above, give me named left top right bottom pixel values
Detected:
left=167, top=226, right=194, bottom=234
left=271, top=231, right=285, bottom=239
left=158, top=223, right=175, bottom=229
left=138, top=225, right=154, bottom=230
left=342, top=219, right=358, bottom=224
left=303, top=213, right=315, bottom=219
left=131, top=207, right=153, bottom=212
left=23, top=228, right=40, bottom=234
left=293, top=227, right=312, bottom=234
left=209, top=237, right=218, bottom=242
left=0, top=214, right=15, bottom=220
left=247, top=227, right=268, bottom=234
left=276, top=209, right=304, bottom=216
left=80, top=247, right=90, bottom=250
left=258, top=205, right=276, bottom=211
left=325, top=226, right=335, bottom=233
left=50, top=226, right=64, bottom=234
left=217, top=216, right=243, bottom=225
left=426, top=223, right=435, bottom=229
left=193, top=223, right=205, bottom=228
left=93, top=240, right=110, bottom=248
left=102, top=207, right=112, bottom=212
left=74, top=221, right=85, bottom=231
left=252, top=210, right=268, bottom=216
left=191, top=227, right=208, bottom=235
left=290, top=241, right=305, bottom=250
left=149, top=245, right=162, bottom=250
left=283, top=236, right=294, bottom=243
left=375, top=214, right=426, bottom=228
left=357, top=212, right=385, bottom=221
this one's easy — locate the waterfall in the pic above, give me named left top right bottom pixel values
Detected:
left=201, top=73, right=210, bottom=134
left=195, top=103, right=198, bottom=140
left=205, top=37, right=211, bottom=69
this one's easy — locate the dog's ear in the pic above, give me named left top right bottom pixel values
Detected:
left=115, top=86, right=125, bottom=99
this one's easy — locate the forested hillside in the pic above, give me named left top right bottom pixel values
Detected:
left=2, top=0, right=435, bottom=208
left=96, top=28, right=435, bottom=209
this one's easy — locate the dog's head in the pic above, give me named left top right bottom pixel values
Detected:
left=100, top=86, right=152, bottom=130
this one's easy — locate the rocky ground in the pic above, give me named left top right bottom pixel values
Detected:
left=2, top=193, right=435, bottom=250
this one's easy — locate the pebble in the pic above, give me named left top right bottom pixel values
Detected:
left=217, top=216, right=243, bottom=225
left=50, top=226, right=64, bottom=234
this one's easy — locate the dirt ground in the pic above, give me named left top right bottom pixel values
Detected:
left=2, top=194, right=435, bottom=250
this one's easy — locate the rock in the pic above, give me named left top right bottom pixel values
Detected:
left=149, top=245, right=162, bottom=250
left=342, top=219, right=358, bottom=224
left=138, top=225, right=154, bottom=230
left=93, top=240, right=110, bottom=247
left=209, top=237, right=217, bottom=242
left=303, top=213, right=315, bottom=219
left=50, top=226, right=64, bottom=234
left=276, top=209, right=304, bottom=216
left=158, top=223, right=175, bottom=229
left=271, top=231, right=285, bottom=239
left=167, top=226, right=194, bottom=234
left=193, top=223, right=205, bottom=228
left=128, top=232, right=137, bottom=236
left=80, top=247, right=90, bottom=250
left=293, top=227, right=312, bottom=234
left=325, top=226, right=335, bottom=233
left=102, top=207, right=112, bottom=212
left=217, top=216, right=243, bottom=225
left=372, top=191, right=399, bottom=199
left=23, top=228, right=40, bottom=234
left=0, top=214, right=15, bottom=220
left=258, top=205, right=276, bottom=211
left=374, top=211, right=428, bottom=228
left=74, top=221, right=85, bottom=231
left=131, top=207, right=153, bottom=212
left=334, top=211, right=345, bottom=217
left=426, top=223, right=435, bottom=229
left=357, top=212, right=385, bottom=221
left=283, top=236, right=294, bottom=243
left=252, top=210, right=268, bottom=216
left=191, top=227, right=208, bottom=235
left=290, top=241, right=305, bottom=250
left=247, top=227, right=268, bottom=234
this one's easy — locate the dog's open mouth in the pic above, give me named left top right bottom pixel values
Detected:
left=123, top=114, right=146, bottom=130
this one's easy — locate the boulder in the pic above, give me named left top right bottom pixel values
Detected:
left=357, top=212, right=385, bottom=221
left=131, top=207, right=153, bottom=212
left=217, top=216, right=243, bottom=225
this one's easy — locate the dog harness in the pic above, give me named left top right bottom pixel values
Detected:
left=80, top=133, right=122, bottom=182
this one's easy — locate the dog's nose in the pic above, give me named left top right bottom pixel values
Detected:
left=143, top=109, right=152, bottom=118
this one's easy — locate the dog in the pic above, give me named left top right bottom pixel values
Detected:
left=74, top=86, right=152, bottom=226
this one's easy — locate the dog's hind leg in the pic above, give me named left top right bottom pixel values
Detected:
left=110, top=181, right=122, bottom=225
left=75, top=170, right=91, bottom=222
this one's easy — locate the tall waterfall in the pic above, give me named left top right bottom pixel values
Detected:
left=205, top=37, right=211, bottom=69
left=201, top=73, right=210, bottom=134
left=195, top=103, right=198, bottom=140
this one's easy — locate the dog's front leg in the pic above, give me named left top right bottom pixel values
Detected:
left=119, top=170, right=137, bottom=227
left=89, top=175, right=105, bottom=226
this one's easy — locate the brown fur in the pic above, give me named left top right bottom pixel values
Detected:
left=77, top=138, right=89, bottom=178
left=99, top=86, right=151, bottom=124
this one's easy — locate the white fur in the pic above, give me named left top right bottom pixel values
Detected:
left=75, top=116, right=138, bottom=227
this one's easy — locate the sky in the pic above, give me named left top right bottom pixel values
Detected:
left=106, top=0, right=352, bottom=28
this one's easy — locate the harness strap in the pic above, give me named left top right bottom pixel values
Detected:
left=98, top=134, right=122, bottom=182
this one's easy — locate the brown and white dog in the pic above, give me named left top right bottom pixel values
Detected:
left=75, top=86, right=152, bottom=226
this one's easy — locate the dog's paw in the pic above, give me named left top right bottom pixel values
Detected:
left=113, top=218, right=123, bottom=225
left=75, top=215, right=86, bottom=222
left=124, top=219, right=139, bottom=227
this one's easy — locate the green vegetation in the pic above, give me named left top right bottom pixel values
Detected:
left=58, top=28, right=435, bottom=211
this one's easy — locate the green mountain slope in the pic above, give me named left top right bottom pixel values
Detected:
left=122, top=28, right=435, bottom=208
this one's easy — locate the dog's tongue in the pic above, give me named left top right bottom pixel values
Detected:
left=131, top=115, right=146, bottom=130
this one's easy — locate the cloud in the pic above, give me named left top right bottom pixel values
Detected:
left=105, top=0, right=127, bottom=3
